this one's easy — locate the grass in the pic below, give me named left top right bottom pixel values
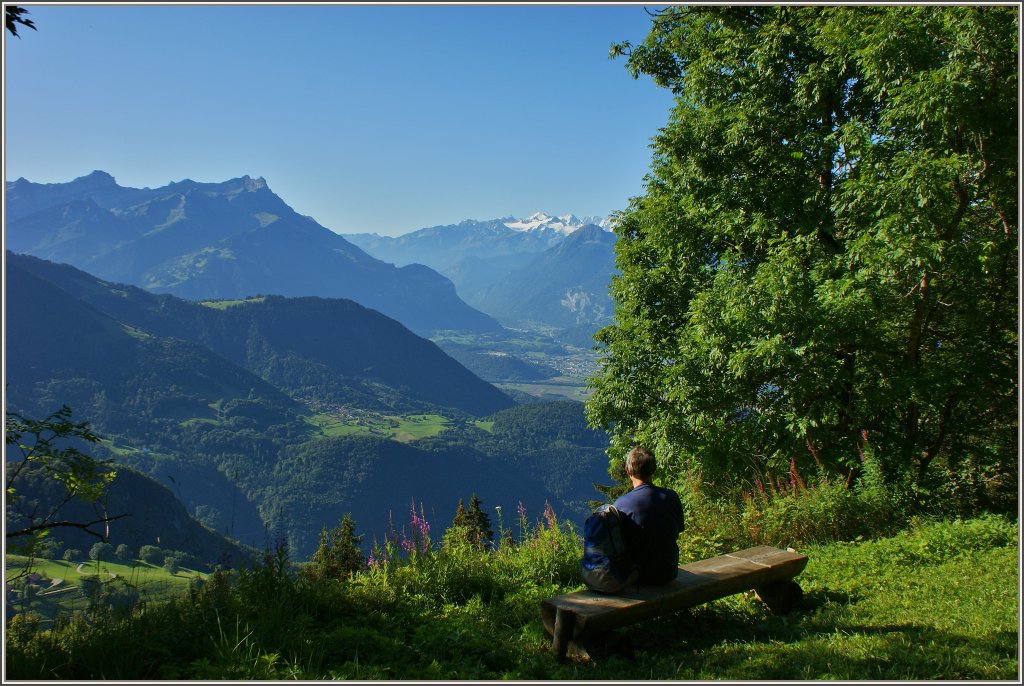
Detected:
left=392, top=414, right=451, bottom=442
left=198, top=297, right=266, bottom=310
left=574, top=518, right=1018, bottom=680
left=6, top=555, right=206, bottom=626
left=5, top=514, right=1018, bottom=680
left=497, top=379, right=592, bottom=401
left=306, top=412, right=450, bottom=443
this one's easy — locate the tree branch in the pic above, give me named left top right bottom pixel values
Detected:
left=6, top=513, right=131, bottom=541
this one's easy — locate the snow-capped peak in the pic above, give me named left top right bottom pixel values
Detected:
left=503, top=212, right=610, bottom=234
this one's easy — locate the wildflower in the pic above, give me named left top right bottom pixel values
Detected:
left=856, top=429, right=871, bottom=463
left=542, top=501, right=556, bottom=529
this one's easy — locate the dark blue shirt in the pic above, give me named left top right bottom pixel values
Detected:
left=613, top=483, right=684, bottom=585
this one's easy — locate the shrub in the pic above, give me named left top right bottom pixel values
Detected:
left=677, top=452, right=905, bottom=559
left=139, top=545, right=164, bottom=564
left=39, top=538, right=64, bottom=559
left=89, top=541, right=113, bottom=562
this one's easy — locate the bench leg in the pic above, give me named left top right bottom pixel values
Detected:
left=754, top=579, right=803, bottom=614
left=551, top=608, right=575, bottom=662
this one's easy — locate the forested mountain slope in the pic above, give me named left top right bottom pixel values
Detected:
left=5, top=253, right=602, bottom=558
left=468, top=224, right=618, bottom=344
left=7, top=252, right=514, bottom=417
left=7, top=463, right=255, bottom=569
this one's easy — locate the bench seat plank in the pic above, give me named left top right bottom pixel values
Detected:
left=540, top=545, right=807, bottom=653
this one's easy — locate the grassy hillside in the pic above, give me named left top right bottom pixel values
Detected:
left=6, top=555, right=206, bottom=625
left=5, top=515, right=1017, bottom=680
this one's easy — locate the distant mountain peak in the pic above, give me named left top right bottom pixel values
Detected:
left=240, top=175, right=268, bottom=192
left=503, top=212, right=609, bottom=235
left=77, top=170, right=117, bottom=185
left=161, top=174, right=271, bottom=197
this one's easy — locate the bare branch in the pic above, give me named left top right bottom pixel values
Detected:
left=6, top=513, right=131, bottom=541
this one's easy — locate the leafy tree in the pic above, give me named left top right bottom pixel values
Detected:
left=6, top=406, right=125, bottom=542
left=139, top=545, right=164, bottom=564
left=589, top=6, right=1018, bottom=499
left=38, top=538, right=64, bottom=560
left=304, top=513, right=364, bottom=582
left=115, top=544, right=133, bottom=562
left=163, top=556, right=180, bottom=575
left=5, top=5, right=36, bottom=37
left=62, top=548, right=82, bottom=562
left=89, top=541, right=113, bottom=562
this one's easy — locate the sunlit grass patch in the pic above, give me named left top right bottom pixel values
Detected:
left=306, top=412, right=450, bottom=442
left=6, top=555, right=207, bottom=626
left=392, top=414, right=450, bottom=442
left=497, top=380, right=591, bottom=401
left=307, top=413, right=373, bottom=438
left=199, top=297, right=266, bottom=310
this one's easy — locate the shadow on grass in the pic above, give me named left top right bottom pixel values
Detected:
left=566, top=592, right=1018, bottom=680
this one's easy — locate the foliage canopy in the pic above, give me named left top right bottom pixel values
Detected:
left=6, top=406, right=122, bottom=543
left=589, top=5, right=1018, bottom=498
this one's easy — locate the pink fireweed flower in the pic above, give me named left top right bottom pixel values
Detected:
left=857, top=429, right=870, bottom=463
left=542, top=502, right=556, bottom=530
left=403, top=499, right=432, bottom=556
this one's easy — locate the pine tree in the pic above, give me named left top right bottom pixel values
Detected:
left=448, top=494, right=494, bottom=551
left=305, top=513, right=364, bottom=581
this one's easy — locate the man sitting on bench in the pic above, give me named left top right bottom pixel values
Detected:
left=613, top=445, right=685, bottom=586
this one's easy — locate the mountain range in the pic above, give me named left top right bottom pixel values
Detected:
left=343, top=212, right=611, bottom=276
left=468, top=224, right=618, bottom=344
left=4, top=253, right=609, bottom=558
left=5, top=171, right=501, bottom=336
left=6, top=170, right=622, bottom=346
left=345, top=214, right=619, bottom=344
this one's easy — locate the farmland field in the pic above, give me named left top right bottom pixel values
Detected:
left=5, top=555, right=205, bottom=626
left=306, top=411, right=450, bottom=442
left=497, top=378, right=592, bottom=401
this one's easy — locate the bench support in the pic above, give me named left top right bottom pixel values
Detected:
left=550, top=608, right=575, bottom=661
left=754, top=578, right=804, bottom=614
left=541, top=545, right=808, bottom=662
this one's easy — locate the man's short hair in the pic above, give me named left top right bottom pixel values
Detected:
left=625, top=445, right=656, bottom=480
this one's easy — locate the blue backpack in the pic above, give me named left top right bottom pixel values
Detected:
left=580, top=504, right=639, bottom=593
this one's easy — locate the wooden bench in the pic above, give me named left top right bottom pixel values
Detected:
left=540, top=545, right=808, bottom=661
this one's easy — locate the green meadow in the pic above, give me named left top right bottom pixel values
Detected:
left=307, top=412, right=451, bottom=443
left=4, top=515, right=1017, bottom=680
left=6, top=555, right=206, bottom=626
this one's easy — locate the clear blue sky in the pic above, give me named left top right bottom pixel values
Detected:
left=4, top=3, right=675, bottom=236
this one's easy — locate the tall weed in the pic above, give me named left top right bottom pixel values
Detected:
left=678, top=452, right=905, bottom=560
